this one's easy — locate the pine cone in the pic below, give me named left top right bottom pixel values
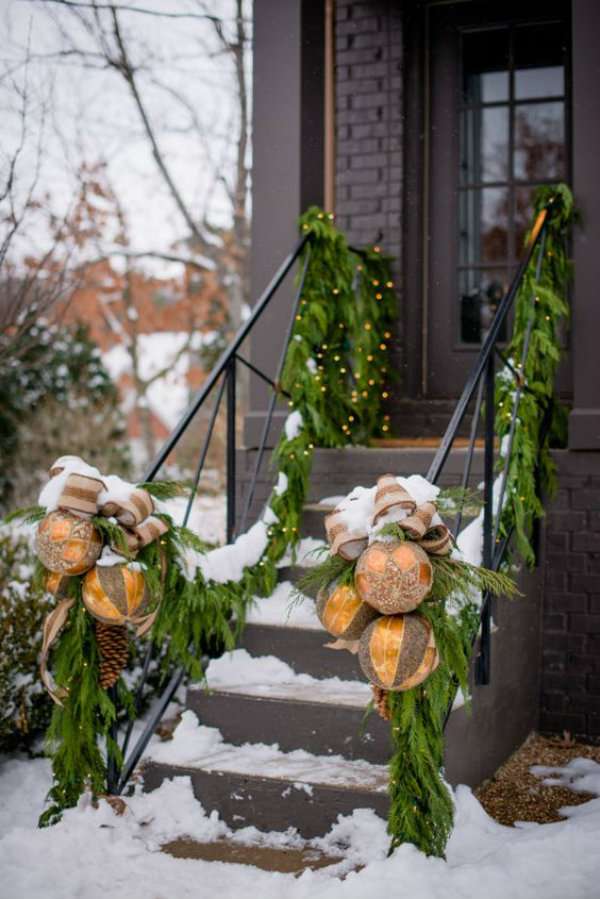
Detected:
left=95, top=621, right=129, bottom=689
left=372, top=684, right=392, bottom=720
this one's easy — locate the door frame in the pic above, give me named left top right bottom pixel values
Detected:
left=402, top=0, right=571, bottom=401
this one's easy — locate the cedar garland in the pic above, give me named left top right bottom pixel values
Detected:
left=35, top=207, right=397, bottom=824
left=495, top=184, right=574, bottom=564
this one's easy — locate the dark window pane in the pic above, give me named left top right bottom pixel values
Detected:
left=462, top=28, right=509, bottom=104
left=515, top=65, right=564, bottom=100
left=513, top=101, right=565, bottom=180
left=460, top=268, right=509, bottom=344
left=459, top=187, right=509, bottom=265
left=461, top=106, right=509, bottom=184
left=514, top=21, right=567, bottom=70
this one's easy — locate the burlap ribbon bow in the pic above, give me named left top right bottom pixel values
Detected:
left=39, top=458, right=169, bottom=704
left=325, top=473, right=452, bottom=561
left=48, top=457, right=168, bottom=555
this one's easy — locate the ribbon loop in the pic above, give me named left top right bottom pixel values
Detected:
left=326, top=477, right=452, bottom=561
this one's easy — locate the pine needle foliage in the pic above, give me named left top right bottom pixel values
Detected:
left=33, top=206, right=399, bottom=824
left=495, top=184, right=574, bottom=564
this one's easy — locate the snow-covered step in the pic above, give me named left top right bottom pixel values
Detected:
left=143, top=711, right=389, bottom=838
left=242, top=582, right=365, bottom=680
left=188, top=650, right=389, bottom=764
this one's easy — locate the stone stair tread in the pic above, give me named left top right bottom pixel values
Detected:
left=199, top=681, right=371, bottom=707
left=200, top=648, right=371, bottom=708
left=246, top=581, right=323, bottom=630
left=146, top=713, right=389, bottom=793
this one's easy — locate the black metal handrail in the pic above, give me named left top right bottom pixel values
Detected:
left=111, top=231, right=313, bottom=793
left=425, top=200, right=553, bottom=697
left=111, top=199, right=555, bottom=793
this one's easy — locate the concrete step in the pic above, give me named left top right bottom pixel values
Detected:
left=187, top=685, right=390, bottom=765
left=143, top=722, right=389, bottom=838
left=239, top=623, right=364, bottom=680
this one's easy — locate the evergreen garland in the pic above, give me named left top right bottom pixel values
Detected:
left=33, top=207, right=398, bottom=823
left=495, top=184, right=574, bottom=564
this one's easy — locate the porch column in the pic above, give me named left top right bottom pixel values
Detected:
left=246, top=0, right=325, bottom=447
left=569, top=0, right=600, bottom=450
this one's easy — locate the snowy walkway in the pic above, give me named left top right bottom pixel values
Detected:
left=1, top=750, right=600, bottom=898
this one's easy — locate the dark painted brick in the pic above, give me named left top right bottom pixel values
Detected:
left=569, top=614, right=600, bottom=634
left=571, top=574, right=600, bottom=593
left=572, top=489, right=600, bottom=510
left=547, top=511, right=587, bottom=531
left=590, top=512, right=600, bottom=531
left=547, top=593, right=588, bottom=613
left=587, top=716, right=600, bottom=736
left=541, top=692, right=567, bottom=712
left=546, top=552, right=587, bottom=572
left=588, top=675, right=600, bottom=695
left=588, top=557, right=600, bottom=574
left=590, top=595, right=600, bottom=613
left=540, top=712, right=586, bottom=733
left=543, top=672, right=587, bottom=693
left=572, top=533, right=600, bottom=553
left=546, top=532, right=568, bottom=551
left=567, top=634, right=588, bottom=653
left=567, top=654, right=600, bottom=674
left=568, top=693, right=600, bottom=714
left=543, top=613, right=565, bottom=632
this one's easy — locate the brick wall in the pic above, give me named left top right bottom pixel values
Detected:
left=335, top=1, right=402, bottom=248
left=334, top=1, right=404, bottom=375
left=540, top=451, right=600, bottom=741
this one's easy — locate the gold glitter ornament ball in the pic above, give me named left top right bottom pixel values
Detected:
left=36, top=511, right=102, bottom=576
left=355, top=539, right=433, bottom=614
left=82, top=564, right=151, bottom=626
left=316, top=582, right=379, bottom=641
left=358, top=613, right=439, bottom=692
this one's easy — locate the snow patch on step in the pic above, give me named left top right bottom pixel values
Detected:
left=200, top=649, right=371, bottom=707
left=247, top=581, right=323, bottom=630
left=276, top=537, right=327, bottom=569
left=146, top=711, right=389, bottom=792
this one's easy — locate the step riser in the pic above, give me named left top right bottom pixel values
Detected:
left=239, top=624, right=365, bottom=680
left=187, top=690, right=390, bottom=765
left=143, top=763, right=389, bottom=839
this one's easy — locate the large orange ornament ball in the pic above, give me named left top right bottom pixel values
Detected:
left=316, top=582, right=379, bottom=641
left=358, top=613, right=439, bottom=692
left=82, top=564, right=151, bottom=626
left=36, top=511, right=102, bottom=575
left=355, top=539, right=433, bottom=614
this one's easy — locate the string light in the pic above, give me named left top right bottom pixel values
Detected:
left=386, top=281, right=393, bottom=288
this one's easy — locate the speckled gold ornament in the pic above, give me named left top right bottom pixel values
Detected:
left=355, top=539, right=433, bottom=614
left=316, top=582, right=379, bottom=641
left=358, top=613, right=439, bottom=692
left=36, top=511, right=102, bottom=575
left=82, top=564, right=151, bottom=626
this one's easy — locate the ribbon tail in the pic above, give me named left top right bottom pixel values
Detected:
left=39, top=598, right=75, bottom=705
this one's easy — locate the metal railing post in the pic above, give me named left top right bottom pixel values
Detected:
left=226, top=359, right=236, bottom=543
left=476, top=352, right=495, bottom=686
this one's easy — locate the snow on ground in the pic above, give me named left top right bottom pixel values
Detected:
left=2, top=749, right=600, bottom=898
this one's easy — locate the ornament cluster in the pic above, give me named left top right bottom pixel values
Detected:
left=35, top=457, right=168, bottom=701
left=317, top=474, right=452, bottom=709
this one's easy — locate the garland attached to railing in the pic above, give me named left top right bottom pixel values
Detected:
left=9, top=207, right=398, bottom=825
left=495, top=184, right=574, bottom=563
left=299, top=477, right=515, bottom=858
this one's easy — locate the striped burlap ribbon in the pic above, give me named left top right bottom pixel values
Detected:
left=325, top=473, right=452, bottom=561
left=47, top=458, right=168, bottom=557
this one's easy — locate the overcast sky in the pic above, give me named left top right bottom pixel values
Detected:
left=1, top=0, right=251, bottom=275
